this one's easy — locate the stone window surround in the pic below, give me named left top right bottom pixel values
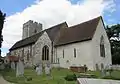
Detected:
left=42, top=45, right=49, bottom=60
left=100, top=36, right=105, bottom=57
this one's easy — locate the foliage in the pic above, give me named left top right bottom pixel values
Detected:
left=106, top=24, right=120, bottom=64
left=64, top=74, right=77, bottom=81
left=106, top=68, right=113, bottom=77
left=0, top=10, right=6, bottom=56
left=64, top=73, right=97, bottom=81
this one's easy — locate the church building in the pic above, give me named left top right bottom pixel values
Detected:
left=9, top=16, right=112, bottom=70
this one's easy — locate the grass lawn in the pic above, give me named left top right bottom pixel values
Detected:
left=1, top=68, right=120, bottom=84
left=2, top=68, right=78, bottom=84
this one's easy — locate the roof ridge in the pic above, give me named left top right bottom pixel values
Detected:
left=45, top=22, right=67, bottom=30
left=68, top=16, right=101, bottom=29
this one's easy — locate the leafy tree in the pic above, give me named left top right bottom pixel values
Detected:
left=106, top=24, right=120, bottom=64
left=0, top=10, right=6, bottom=56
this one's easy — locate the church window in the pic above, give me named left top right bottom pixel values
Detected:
left=46, top=48, right=49, bottom=60
left=101, top=63, right=104, bottom=70
left=74, top=48, right=76, bottom=58
left=27, top=51, right=29, bottom=61
left=100, top=36, right=105, bottom=57
left=42, top=45, right=49, bottom=60
left=14, top=51, right=16, bottom=56
left=63, top=50, right=64, bottom=58
left=22, top=49, right=24, bottom=58
left=30, top=46, right=32, bottom=57
left=34, top=29, right=37, bottom=33
left=95, top=64, right=99, bottom=71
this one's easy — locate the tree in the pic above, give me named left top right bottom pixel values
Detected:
left=0, top=10, right=6, bottom=56
left=106, top=24, right=120, bottom=64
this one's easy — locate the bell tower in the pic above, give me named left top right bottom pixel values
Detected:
left=22, top=20, right=42, bottom=39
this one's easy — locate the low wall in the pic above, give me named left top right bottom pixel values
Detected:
left=70, top=66, right=87, bottom=73
left=51, top=63, right=60, bottom=68
left=112, top=65, right=120, bottom=70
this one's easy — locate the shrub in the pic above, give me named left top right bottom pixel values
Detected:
left=64, top=74, right=77, bottom=81
left=26, top=77, right=32, bottom=81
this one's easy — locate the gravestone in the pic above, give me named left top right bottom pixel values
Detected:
left=11, top=61, right=15, bottom=70
left=45, top=63, right=51, bottom=76
left=101, top=68, right=105, bottom=77
left=36, top=62, right=42, bottom=75
left=0, top=63, right=5, bottom=70
left=16, top=59, right=24, bottom=77
left=104, top=65, right=110, bottom=76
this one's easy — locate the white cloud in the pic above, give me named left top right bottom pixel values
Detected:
left=1, top=52, right=7, bottom=57
left=2, top=0, right=116, bottom=55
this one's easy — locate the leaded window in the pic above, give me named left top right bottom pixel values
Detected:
left=100, top=36, right=105, bottom=57
left=42, top=45, right=49, bottom=60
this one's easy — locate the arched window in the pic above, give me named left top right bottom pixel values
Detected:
left=27, top=50, right=29, bottom=61
left=101, top=63, right=104, bottom=70
left=34, top=29, right=37, bottom=33
left=42, top=45, right=49, bottom=60
left=63, top=49, right=64, bottom=58
left=74, top=48, right=76, bottom=58
left=100, top=36, right=105, bottom=57
left=95, top=64, right=99, bottom=71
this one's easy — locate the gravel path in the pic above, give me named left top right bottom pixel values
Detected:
left=0, top=76, right=13, bottom=84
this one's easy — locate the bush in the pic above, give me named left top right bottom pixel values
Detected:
left=4, top=63, right=11, bottom=72
left=64, top=74, right=77, bottom=81
left=26, top=77, right=32, bottom=81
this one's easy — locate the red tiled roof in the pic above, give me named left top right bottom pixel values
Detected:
left=7, top=56, right=19, bottom=62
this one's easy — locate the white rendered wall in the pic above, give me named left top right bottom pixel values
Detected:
left=91, top=19, right=112, bottom=70
left=56, top=40, right=94, bottom=70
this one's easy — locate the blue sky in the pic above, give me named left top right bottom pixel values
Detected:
left=0, top=0, right=120, bottom=56
left=0, top=0, right=35, bottom=16
left=0, top=0, right=36, bottom=56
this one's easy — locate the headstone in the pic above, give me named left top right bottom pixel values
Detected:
left=11, top=61, right=15, bottom=70
left=106, top=71, right=110, bottom=76
left=57, top=58, right=60, bottom=70
left=104, top=65, right=109, bottom=76
left=0, top=63, right=5, bottom=70
left=36, top=63, right=42, bottom=75
left=45, top=63, right=51, bottom=76
left=16, top=59, right=24, bottom=77
left=101, top=68, right=105, bottom=77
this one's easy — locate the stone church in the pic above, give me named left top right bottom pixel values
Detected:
left=9, top=16, right=112, bottom=70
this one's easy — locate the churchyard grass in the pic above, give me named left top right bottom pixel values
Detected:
left=1, top=68, right=120, bottom=84
left=86, top=70, right=120, bottom=80
left=2, top=68, right=77, bottom=84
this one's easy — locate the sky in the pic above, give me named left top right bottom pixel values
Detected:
left=0, top=0, right=120, bottom=56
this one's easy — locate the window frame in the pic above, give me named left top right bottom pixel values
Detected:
left=100, top=36, right=105, bottom=57
left=63, top=49, right=64, bottom=58
left=74, top=48, right=76, bottom=58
